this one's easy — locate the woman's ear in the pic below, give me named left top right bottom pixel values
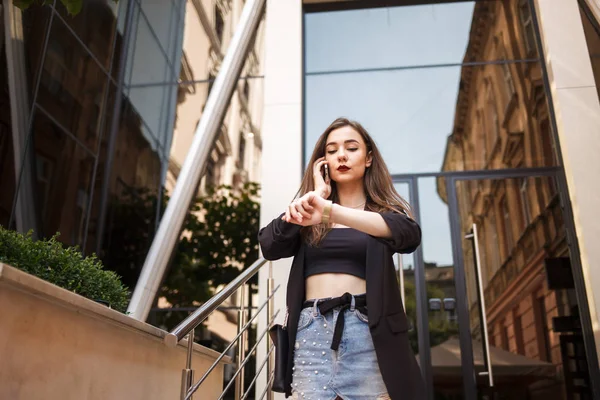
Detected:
left=366, top=151, right=373, bottom=168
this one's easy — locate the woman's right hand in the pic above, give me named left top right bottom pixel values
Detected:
left=283, top=196, right=314, bottom=224
left=313, top=157, right=331, bottom=199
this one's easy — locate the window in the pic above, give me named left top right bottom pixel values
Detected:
left=533, top=295, right=553, bottom=362
left=519, top=178, right=532, bottom=227
left=243, top=80, right=250, bottom=101
left=205, top=157, right=218, bottom=188
left=238, top=133, right=246, bottom=170
left=215, top=6, right=224, bottom=44
left=476, top=110, right=487, bottom=167
left=500, top=195, right=514, bottom=256
left=35, top=154, right=54, bottom=217
left=518, top=0, right=537, bottom=56
left=207, top=72, right=216, bottom=96
left=501, top=58, right=516, bottom=108
left=478, top=220, right=490, bottom=285
left=486, top=84, right=500, bottom=149
left=488, top=208, right=501, bottom=274
left=513, top=310, right=525, bottom=355
left=500, top=320, right=509, bottom=351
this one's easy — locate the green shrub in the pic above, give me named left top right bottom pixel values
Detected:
left=0, top=227, right=129, bottom=312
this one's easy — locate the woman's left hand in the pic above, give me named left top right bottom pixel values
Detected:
left=282, top=191, right=328, bottom=226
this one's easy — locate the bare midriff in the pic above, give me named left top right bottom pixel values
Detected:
left=305, top=273, right=366, bottom=300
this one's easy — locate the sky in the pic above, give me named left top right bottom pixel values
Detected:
left=304, top=2, right=478, bottom=266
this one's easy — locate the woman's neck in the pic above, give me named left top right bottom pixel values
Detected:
left=335, top=182, right=367, bottom=208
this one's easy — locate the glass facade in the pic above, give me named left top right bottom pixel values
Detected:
left=304, top=0, right=556, bottom=175
left=304, top=1, right=595, bottom=399
left=1, top=0, right=264, bottom=294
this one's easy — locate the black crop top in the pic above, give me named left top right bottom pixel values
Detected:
left=304, top=228, right=368, bottom=279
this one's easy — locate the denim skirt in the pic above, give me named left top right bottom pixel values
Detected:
left=291, top=296, right=389, bottom=400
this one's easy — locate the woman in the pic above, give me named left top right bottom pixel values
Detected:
left=259, top=118, right=426, bottom=400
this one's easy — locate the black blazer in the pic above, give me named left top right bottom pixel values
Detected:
left=258, top=210, right=427, bottom=400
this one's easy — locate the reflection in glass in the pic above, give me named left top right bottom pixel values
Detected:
left=305, top=0, right=538, bottom=74
left=125, top=2, right=178, bottom=86
left=22, top=6, right=53, bottom=102
left=414, top=178, right=462, bottom=399
left=53, top=0, right=120, bottom=71
left=36, top=16, right=111, bottom=154
left=306, top=60, right=554, bottom=174
left=24, top=111, right=96, bottom=246
left=94, top=94, right=163, bottom=290
left=138, top=0, right=185, bottom=66
left=0, top=48, right=16, bottom=227
left=451, top=177, right=591, bottom=398
left=126, top=84, right=173, bottom=156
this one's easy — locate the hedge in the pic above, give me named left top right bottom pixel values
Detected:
left=0, top=226, right=129, bottom=312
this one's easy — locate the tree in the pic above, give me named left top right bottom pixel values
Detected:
left=403, top=280, right=460, bottom=355
left=160, top=182, right=261, bottom=312
left=101, top=182, right=261, bottom=331
left=14, top=0, right=117, bottom=15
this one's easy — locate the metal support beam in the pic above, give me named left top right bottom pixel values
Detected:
left=127, top=0, right=266, bottom=320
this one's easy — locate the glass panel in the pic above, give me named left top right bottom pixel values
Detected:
left=454, top=176, right=592, bottom=398
left=126, top=84, right=174, bottom=157
left=36, top=16, right=111, bottom=154
left=94, top=92, right=163, bottom=290
left=305, top=62, right=556, bottom=174
left=0, top=28, right=16, bottom=228
left=22, top=6, right=53, bottom=105
left=418, top=177, right=462, bottom=399
left=83, top=82, right=118, bottom=254
left=15, top=111, right=96, bottom=247
left=125, top=1, right=176, bottom=86
left=138, top=0, right=185, bottom=67
left=127, top=0, right=238, bottom=87
left=0, top=120, right=15, bottom=229
left=304, top=0, right=538, bottom=74
left=53, top=0, right=120, bottom=71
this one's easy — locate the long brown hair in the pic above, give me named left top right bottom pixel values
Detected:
left=298, top=117, right=413, bottom=246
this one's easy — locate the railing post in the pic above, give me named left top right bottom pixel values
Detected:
left=235, top=284, right=247, bottom=399
left=267, top=262, right=274, bottom=400
left=181, top=328, right=195, bottom=400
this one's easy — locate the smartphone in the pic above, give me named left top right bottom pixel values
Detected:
left=324, top=164, right=329, bottom=181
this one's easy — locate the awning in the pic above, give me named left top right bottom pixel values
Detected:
left=416, top=337, right=556, bottom=386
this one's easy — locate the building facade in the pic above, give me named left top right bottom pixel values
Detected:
left=258, top=0, right=600, bottom=399
left=1, top=0, right=263, bottom=295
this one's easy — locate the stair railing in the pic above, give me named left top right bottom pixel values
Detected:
left=165, top=258, right=278, bottom=400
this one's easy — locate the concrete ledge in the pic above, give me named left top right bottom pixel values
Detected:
left=0, top=263, right=229, bottom=399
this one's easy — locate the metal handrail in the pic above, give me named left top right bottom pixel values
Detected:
left=165, top=257, right=268, bottom=347
left=169, top=257, right=279, bottom=399
left=213, top=312, right=278, bottom=400
left=183, top=288, right=279, bottom=396
left=241, top=345, right=275, bottom=400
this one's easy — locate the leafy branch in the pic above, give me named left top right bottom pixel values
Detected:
left=14, top=0, right=118, bottom=16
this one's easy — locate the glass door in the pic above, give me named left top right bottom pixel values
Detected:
left=446, top=173, right=593, bottom=400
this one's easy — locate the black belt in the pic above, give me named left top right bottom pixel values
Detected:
left=302, top=292, right=367, bottom=351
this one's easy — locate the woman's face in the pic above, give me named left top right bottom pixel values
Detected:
left=324, top=126, right=372, bottom=184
